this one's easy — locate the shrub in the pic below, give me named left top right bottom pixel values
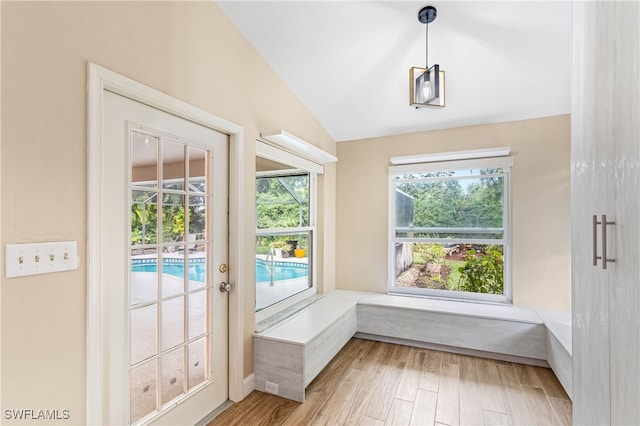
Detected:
left=457, top=248, right=503, bottom=294
left=414, top=243, right=447, bottom=265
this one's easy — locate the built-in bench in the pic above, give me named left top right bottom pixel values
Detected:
left=253, top=291, right=366, bottom=402
left=253, top=290, right=572, bottom=402
left=536, top=308, right=572, bottom=397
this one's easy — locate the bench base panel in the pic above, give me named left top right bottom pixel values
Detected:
left=355, top=332, right=549, bottom=368
left=254, top=339, right=305, bottom=402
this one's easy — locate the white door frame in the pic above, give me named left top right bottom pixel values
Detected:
left=86, top=63, right=245, bottom=425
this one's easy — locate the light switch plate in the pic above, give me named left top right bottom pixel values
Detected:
left=5, top=241, right=78, bottom=278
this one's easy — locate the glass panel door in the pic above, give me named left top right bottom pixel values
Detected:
left=130, top=130, right=211, bottom=423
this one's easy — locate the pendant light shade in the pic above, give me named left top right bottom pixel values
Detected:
left=410, top=65, right=445, bottom=107
left=410, top=6, right=445, bottom=108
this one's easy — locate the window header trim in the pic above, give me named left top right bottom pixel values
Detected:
left=389, top=155, right=513, bottom=176
left=390, top=147, right=510, bottom=165
left=257, top=141, right=324, bottom=174
left=260, top=129, right=337, bottom=165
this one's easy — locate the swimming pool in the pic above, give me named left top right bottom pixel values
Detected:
left=255, top=261, right=308, bottom=282
left=131, top=262, right=206, bottom=282
left=131, top=259, right=308, bottom=283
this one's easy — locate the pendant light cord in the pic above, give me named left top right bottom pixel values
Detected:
left=425, top=20, right=429, bottom=68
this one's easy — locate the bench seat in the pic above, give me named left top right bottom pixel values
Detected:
left=253, top=291, right=369, bottom=402
left=253, top=290, right=572, bottom=402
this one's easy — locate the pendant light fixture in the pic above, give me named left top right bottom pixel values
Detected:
left=410, top=5, right=445, bottom=108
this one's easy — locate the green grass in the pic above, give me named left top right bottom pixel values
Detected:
left=445, top=260, right=466, bottom=291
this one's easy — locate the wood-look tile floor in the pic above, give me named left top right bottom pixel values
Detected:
left=209, top=338, right=572, bottom=426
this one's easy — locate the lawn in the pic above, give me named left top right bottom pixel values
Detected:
left=445, top=259, right=465, bottom=290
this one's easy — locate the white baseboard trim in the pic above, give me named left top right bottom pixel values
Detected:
left=243, top=373, right=255, bottom=398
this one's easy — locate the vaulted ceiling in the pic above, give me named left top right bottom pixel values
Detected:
left=217, top=1, right=572, bottom=142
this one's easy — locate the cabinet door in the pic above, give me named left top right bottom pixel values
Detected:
left=571, top=2, right=612, bottom=424
left=573, top=2, right=640, bottom=424
left=608, top=2, right=640, bottom=424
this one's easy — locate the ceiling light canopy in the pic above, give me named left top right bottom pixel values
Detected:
left=410, top=5, right=445, bottom=109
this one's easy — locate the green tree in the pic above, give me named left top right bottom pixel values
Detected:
left=131, top=191, right=208, bottom=245
left=462, top=171, right=503, bottom=228
left=396, top=170, right=504, bottom=231
left=256, top=174, right=309, bottom=229
left=131, top=192, right=158, bottom=244
left=396, top=172, right=464, bottom=228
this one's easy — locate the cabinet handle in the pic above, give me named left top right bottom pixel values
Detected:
left=593, top=214, right=616, bottom=269
left=593, top=215, right=600, bottom=266
left=601, top=214, right=616, bottom=270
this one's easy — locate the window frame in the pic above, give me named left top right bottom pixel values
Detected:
left=255, top=141, right=320, bottom=322
left=388, top=155, right=513, bottom=303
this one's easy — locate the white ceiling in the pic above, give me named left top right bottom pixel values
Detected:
left=217, top=1, right=572, bottom=142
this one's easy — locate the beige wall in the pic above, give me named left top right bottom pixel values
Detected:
left=1, top=2, right=335, bottom=423
left=336, top=114, right=571, bottom=312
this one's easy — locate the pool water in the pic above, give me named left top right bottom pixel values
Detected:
left=255, top=263, right=308, bottom=282
left=132, top=261, right=308, bottom=283
left=131, top=263, right=206, bottom=282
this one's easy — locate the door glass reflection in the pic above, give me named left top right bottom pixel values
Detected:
left=130, top=359, right=157, bottom=423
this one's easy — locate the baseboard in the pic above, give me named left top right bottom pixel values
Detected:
left=243, top=373, right=255, bottom=398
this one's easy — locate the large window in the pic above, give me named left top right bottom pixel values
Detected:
left=255, top=170, right=313, bottom=311
left=389, top=155, right=511, bottom=303
left=255, top=142, right=319, bottom=317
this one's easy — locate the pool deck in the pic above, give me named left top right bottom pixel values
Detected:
left=256, top=254, right=308, bottom=265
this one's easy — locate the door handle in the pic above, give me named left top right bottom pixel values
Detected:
left=219, top=282, right=232, bottom=293
left=593, top=214, right=616, bottom=269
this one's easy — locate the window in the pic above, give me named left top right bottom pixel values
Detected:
left=255, top=142, right=319, bottom=317
left=389, top=155, right=512, bottom=303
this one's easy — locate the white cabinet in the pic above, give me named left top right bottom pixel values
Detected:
left=572, top=2, right=640, bottom=424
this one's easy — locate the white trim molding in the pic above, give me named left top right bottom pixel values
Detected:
left=389, top=155, right=513, bottom=176
left=86, top=63, right=245, bottom=424
left=256, top=141, right=324, bottom=175
left=390, top=146, right=511, bottom=165
left=261, top=130, right=337, bottom=164
left=243, top=374, right=256, bottom=398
